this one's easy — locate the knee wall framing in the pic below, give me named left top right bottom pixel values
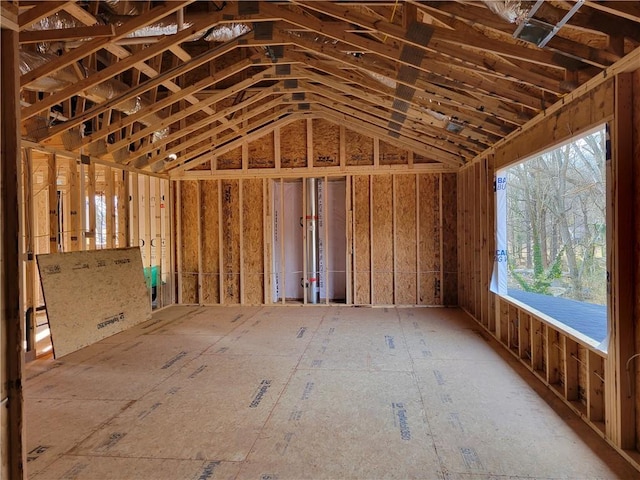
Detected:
left=457, top=71, right=640, bottom=468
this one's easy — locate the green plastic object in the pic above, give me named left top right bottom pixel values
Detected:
left=143, top=265, right=161, bottom=288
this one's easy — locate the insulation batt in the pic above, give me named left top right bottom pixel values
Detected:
left=19, top=50, right=167, bottom=140
left=483, top=0, right=529, bottom=24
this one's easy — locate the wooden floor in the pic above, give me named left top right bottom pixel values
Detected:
left=26, top=306, right=637, bottom=479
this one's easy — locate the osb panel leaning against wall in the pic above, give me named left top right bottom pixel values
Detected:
left=37, top=247, right=151, bottom=358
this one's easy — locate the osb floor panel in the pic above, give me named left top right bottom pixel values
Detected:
left=25, top=306, right=637, bottom=480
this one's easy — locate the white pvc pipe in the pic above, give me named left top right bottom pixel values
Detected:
left=306, top=177, right=319, bottom=304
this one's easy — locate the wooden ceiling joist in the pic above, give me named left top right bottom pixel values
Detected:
left=15, top=0, right=640, bottom=176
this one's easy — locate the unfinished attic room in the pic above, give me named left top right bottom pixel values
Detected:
left=3, top=0, right=640, bottom=478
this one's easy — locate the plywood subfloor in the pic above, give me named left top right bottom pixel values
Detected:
left=26, top=306, right=637, bottom=479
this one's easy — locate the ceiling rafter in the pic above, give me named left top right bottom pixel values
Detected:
left=84, top=65, right=285, bottom=158
left=269, top=21, right=554, bottom=111
left=20, top=1, right=194, bottom=88
left=16, top=1, right=640, bottom=175
left=283, top=48, right=508, bottom=140
left=280, top=36, right=529, bottom=127
left=38, top=36, right=264, bottom=143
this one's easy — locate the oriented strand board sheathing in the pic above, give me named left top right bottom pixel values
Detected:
left=419, top=174, right=440, bottom=305
left=36, top=247, right=151, bottom=358
left=217, top=146, right=243, bottom=170
left=75, top=353, right=297, bottom=461
left=280, top=119, right=307, bottom=168
left=26, top=456, right=241, bottom=480
left=312, top=118, right=340, bottom=167
left=442, top=173, right=458, bottom=305
left=25, top=398, right=131, bottom=477
left=249, top=132, right=275, bottom=169
left=26, top=306, right=639, bottom=479
left=379, top=140, right=408, bottom=166
left=372, top=175, right=394, bottom=305
left=395, top=175, right=417, bottom=305
left=243, top=179, right=265, bottom=305
left=200, top=180, right=220, bottom=304
left=222, top=179, right=241, bottom=304
left=180, top=181, right=199, bottom=304
left=345, top=127, right=374, bottom=166
left=353, top=176, right=371, bottom=304
left=414, top=153, right=438, bottom=164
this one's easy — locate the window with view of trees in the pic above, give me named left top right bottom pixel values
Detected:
left=500, top=126, right=608, bottom=348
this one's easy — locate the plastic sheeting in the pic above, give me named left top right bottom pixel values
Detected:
left=272, top=179, right=347, bottom=302
left=272, top=181, right=304, bottom=302
left=27, top=11, right=83, bottom=31
left=490, top=171, right=508, bottom=295
left=19, top=50, right=167, bottom=139
left=318, top=179, right=347, bottom=301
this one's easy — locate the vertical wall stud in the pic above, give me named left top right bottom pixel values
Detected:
left=87, top=162, right=96, bottom=250
left=302, top=177, right=308, bottom=304
left=217, top=179, right=224, bottom=305
left=79, top=163, right=87, bottom=250
left=392, top=174, right=397, bottom=304
left=339, top=125, right=346, bottom=172
left=307, top=118, right=313, bottom=171
left=47, top=154, right=58, bottom=253
left=263, top=178, right=270, bottom=305
left=105, top=168, right=114, bottom=249
left=369, top=174, right=374, bottom=304
left=167, top=179, right=175, bottom=305
left=197, top=180, right=203, bottom=304
left=116, top=171, right=128, bottom=248
left=324, top=175, right=330, bottom=304
left=23, top=149, right=36, bottom=359
left=1, top=25, right=25, bottom=478
left=239, top=179, right=245, bottom=304
left=439, top=173, right=444, bottom=305
left=415, top=174, right=420, bottom=304
left=373, top=138, right=380, bottom=168
left=346, top=175, right=352, bottom=305
left=280, top=178, right=285, bottom=304
left=351, top=176, right=357, bottom=304
left=274, top=127, right=281, bottom=172
left=67, top=157, right=80, bottom=251
left=175, top=180, right=183, bottom=305
left=606, top=73, right=635, bottom=448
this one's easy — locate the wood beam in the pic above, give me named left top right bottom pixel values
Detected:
left=18, top=0, right=69, bottom=31
left=294, top=69, right=487, bottom=152
left=117, top=87, right=275, bottom=167
left=1, top=1, right=19, bottom=31
left=20, top=1, right=214, bottom=118
left=175, top=161, right=455, bottom=180
left=38, top=38, right=262, bottom=143
left=1, top=25, right=24, bottom=480
left=20, top=1, right=192, bottom=87
left=584, top=1, right=640, bottom=23
left=88, top=65, right=280, bottom=158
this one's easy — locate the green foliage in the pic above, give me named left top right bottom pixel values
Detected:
left=509, top=247, right=563, bottom=295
